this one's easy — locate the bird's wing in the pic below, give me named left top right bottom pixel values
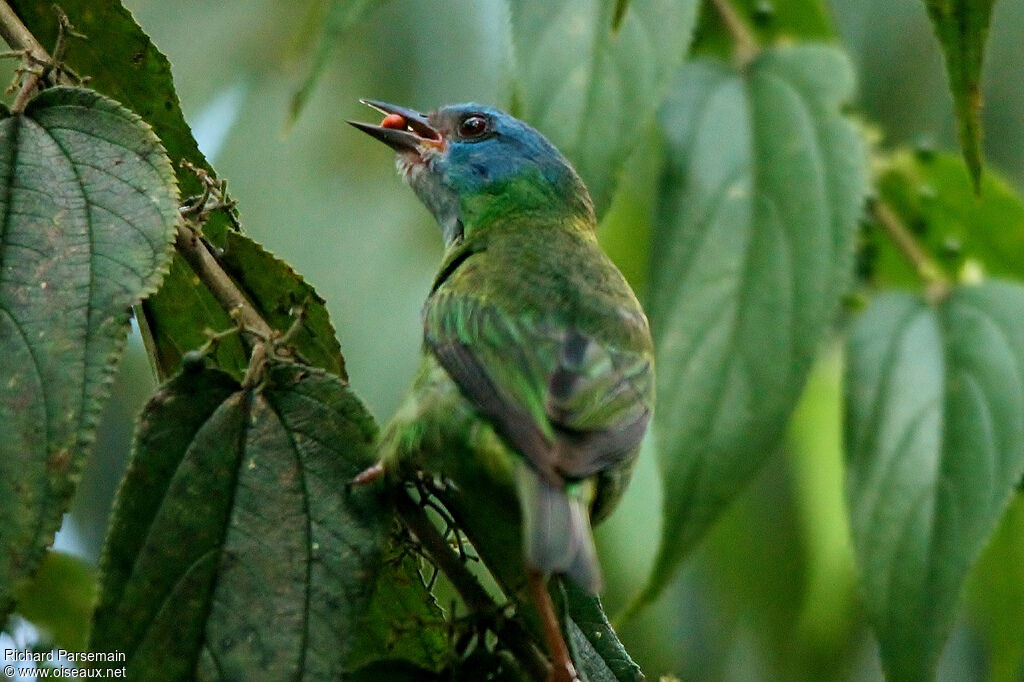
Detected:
left=424, top=289, right=653, bottom=487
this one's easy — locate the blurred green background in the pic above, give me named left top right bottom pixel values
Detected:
left=48, top=0, right=1024, bottom=679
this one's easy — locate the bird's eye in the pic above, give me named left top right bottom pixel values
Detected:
left=458, top=115, right=489, bottom=139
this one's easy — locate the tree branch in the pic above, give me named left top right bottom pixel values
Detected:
left=392, top=490, right=551, bottom=681
left=174, top=221, right=273, bottom=340
left=0, top=1, right=45, bottom=56
left=1, top=2, right=279, bottom=357
left=0, top=0, right=55, bottom=112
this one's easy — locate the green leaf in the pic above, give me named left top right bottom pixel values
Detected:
left=90, top=364, right=385, bottom=680
left=11, top=1, right=342, bottom=380
left=869, top=149, right=1024, bottom=286
left=220, top=232, right=346, bottom=379
left=10, top=0, right=245, bottom=377
left=14, top=551, right=95, bottom=652
left=692, top=0, right=836, bottom=57
left=289, top=0, right=389, bottom=123
left=921, top=0, right=996, bottom=191
left=638, top=46, right=868, bottom=608
left=506, top=0, right=699, bottom=214
left=8, top=0, right=211, bottom=202
left=845, top=283, right=1024, bottom=679
left=0, top=86, right=178, bottom=618
left=563, top=580, right=643, bottom=682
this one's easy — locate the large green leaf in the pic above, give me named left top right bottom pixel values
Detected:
left=921, top=0, right=996, bottom=190
left=9, top=0, right=244, bottom=377
left=11, top=1, right=344, bottom=380
left=637, top=46, right=868, bottom=608
left=0, top=86, right=178, bottom=618
left=869, top=149, right=1024, bottom=286
left=506, top=0, right=699, bottom=214
left=845, top=283, right=1024, bottom=679
left=90, top=364, right=385, bottom=680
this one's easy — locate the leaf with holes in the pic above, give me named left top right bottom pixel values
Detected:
left=90, top=364, right=385, bottom=680
left=846, top=283, right=1024, bottom=679
left=0, top=86, right=178, bottom=619
left=921, top=0, right=996, bottom=190
left=506, top=0, right=698, bottom=214
left=634, top=46, right=868, bottom=609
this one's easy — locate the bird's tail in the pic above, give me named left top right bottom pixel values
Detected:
left=516, top=466, right=601, bottom=593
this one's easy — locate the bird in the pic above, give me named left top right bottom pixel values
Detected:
left=349, top=99, right=654, bottom=681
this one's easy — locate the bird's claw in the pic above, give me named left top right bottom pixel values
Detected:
left=351, top=462, right=385, bottom=486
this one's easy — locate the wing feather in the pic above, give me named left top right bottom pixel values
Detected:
left=425, top=291, right=653, bottom=485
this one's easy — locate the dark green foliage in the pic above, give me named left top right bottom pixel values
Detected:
left=345, top=541, right=448, bottom=672
left=9, top=0, right=249, bottom=377
left=91, top=364, right=385, bottom=680
left=563, top=580, right=643, bottom=682
left=10, top=0, right=346, bottom=381
left=0, top=86, right=178, bottom=619
left=219, top=231, right=347, bottom=379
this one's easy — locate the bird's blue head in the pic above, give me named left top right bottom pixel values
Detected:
left=350, top=100, right=594, bottom=245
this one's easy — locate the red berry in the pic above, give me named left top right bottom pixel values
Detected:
left=380, top=113, right=407, bottom=130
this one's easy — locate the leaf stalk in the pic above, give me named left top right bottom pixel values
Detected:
left=871, top=199, right=952, bottom=301
left=707, top=0, right=760, bottom=66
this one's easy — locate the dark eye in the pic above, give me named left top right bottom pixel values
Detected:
left=458, top=115, right=489, bottom=139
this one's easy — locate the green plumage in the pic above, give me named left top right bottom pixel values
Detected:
left=355, top=102, right=654, bottom=593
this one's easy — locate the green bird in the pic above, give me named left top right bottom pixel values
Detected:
left=350, top=99, right=653, bottom=604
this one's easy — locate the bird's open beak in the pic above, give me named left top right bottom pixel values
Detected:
left=347, top=99, right=443, bottom=152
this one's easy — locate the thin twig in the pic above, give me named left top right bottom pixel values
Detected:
left=392, top=490, right=551, bottom=681
left=174, top=221, right=274, bottom=340
left=0, top=0, right=52, bottom=112
left=707, top=0, right=759, bottom=66
left=871, top=200, right=951, bottom=300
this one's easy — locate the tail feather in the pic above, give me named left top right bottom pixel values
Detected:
left=516, top=467, right=601, bottom=593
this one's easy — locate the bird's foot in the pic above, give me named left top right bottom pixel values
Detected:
left=528, top=570, right=581, bottom=682
left=351, top=462, right=385, bottom=486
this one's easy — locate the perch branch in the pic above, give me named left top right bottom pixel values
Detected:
left=0, top=0, right=52, bottom=112
left=174, top=221, right=273, bottom=340
left=392, top=490, right=550, bottom=681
